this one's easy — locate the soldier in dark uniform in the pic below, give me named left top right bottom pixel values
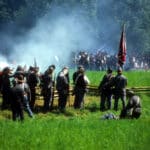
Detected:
left=56, top=67, right=69, bottom=111
left=73, top=66, right=90, bottom=109
left=41, top=65, right=55, bottom=111
left=0, top=70, right=3, bottom=91
left=72, top=65, right=83, bottom=95
left=1, top=67, right=13, bottom=109
left=73, top=65, right=83, bottom=84
left=98, top=68, right=114, bottom=111
left=113, top=67, right=127, bottom=111
left=120, top=90, right=141, bottom=119
left=13, top=74, right=34, bottom=118
left=27, top=66, right=39, bottom=111
left=14, top=65, right=25, bottom=77
left=13, top=65, right=26, bottom=87
left=11, top=75, right=25, bottom=121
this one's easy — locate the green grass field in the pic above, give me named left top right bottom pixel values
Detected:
left=85, top=70, right=150, bottom=87
left=0, top=71, right=150, bottom=150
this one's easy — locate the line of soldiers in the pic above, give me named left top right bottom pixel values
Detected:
left=0, top=65, right=39, bottom=120
left=40, top=65, right=56, bottom=112
left=72, top=65, right=90, bottom=109
left=40, top=65, right=90, bottom=112
left=98, top=67, right=127, bottom=111
left=0, top=64, right=90, bottom=120
left=56, top=65, right=90, bottom=111
left=0, top=63, right=141, bottom=120
left=98, top=67, right=141, bottom=119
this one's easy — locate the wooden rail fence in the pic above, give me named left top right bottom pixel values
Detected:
left=35, top=86, right=150, bottom=100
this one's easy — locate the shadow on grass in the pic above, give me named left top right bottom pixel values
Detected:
left=33, top=105, right=75, bottom=117
left=0, top=102, right=101, bottom=120
left=85, top=102, right=99, bottom=112
left=0, top=109, right=12, bottom=120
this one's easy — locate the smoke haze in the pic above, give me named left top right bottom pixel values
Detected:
left=0, top=1, right=121, bottom=71
left=7, top=13, right=100, bottom=71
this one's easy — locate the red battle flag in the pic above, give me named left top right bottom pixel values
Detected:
left=118, top=24, right=127, bottom=67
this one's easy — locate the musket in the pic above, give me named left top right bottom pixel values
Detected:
left=66, top=73, right=71, bottom=107
left=34, top=57, right=37, bottom=68
left=50, top=73, right=56, bottom=110
left=67, top=86, right=71, bottom=107
left=23, top=64, right=27, bottom=72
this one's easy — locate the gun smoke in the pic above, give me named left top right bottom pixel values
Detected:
left=0, top=1, right=121, bottom=71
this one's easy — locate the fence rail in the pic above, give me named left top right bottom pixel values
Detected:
left=35, top=86, right=150, bottom=100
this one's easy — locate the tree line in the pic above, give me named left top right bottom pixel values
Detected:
left=0, top=0, right=150, bottom=54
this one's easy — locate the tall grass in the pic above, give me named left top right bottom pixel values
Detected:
left=0, top=94, right=150, bottom=150
left=0, top=114, right=149, bottom=150
left=0, top=70, right=150, bottom=150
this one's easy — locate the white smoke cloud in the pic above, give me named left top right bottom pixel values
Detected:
left=9, top=12, right=98, bottom=71
left=0, top=1, right=122, bottom=72
left=0, top=56, right=9, bottom=70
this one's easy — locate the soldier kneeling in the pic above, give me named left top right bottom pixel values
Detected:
left=120, top=90, right=141, bottom=119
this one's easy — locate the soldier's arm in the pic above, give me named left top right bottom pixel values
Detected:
left=25, top=84, right=31, bottom=102
left=108, top=76, right=116, bottom=87
left=84, top=75, right=90, bottom=85
left=126, top=78, right=128, bottom=86
left=98, top=75, right=106, bottom=89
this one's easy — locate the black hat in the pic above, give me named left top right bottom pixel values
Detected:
left=29, top=66, right=34, bottom=71
left=77, top=65, right=84, bottom=69
left=62, top=66, right=69, bottom=70
left=3, top=67, right=10, bottom=72
left=2, top=67, right=12, bottom=74
left=47, top=65, right=55, bottom=72
left=49, top=65, right=55, bottom=70
left=16, top=65, right=24, bottom=71
left=79, top=67, right=85, bottom=73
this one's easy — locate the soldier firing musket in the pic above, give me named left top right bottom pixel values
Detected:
left=41, top=65, right=55, bottom=112
left=56, top=67, right=69, bottom=112
left=73, top=66, right=90, bottom=109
